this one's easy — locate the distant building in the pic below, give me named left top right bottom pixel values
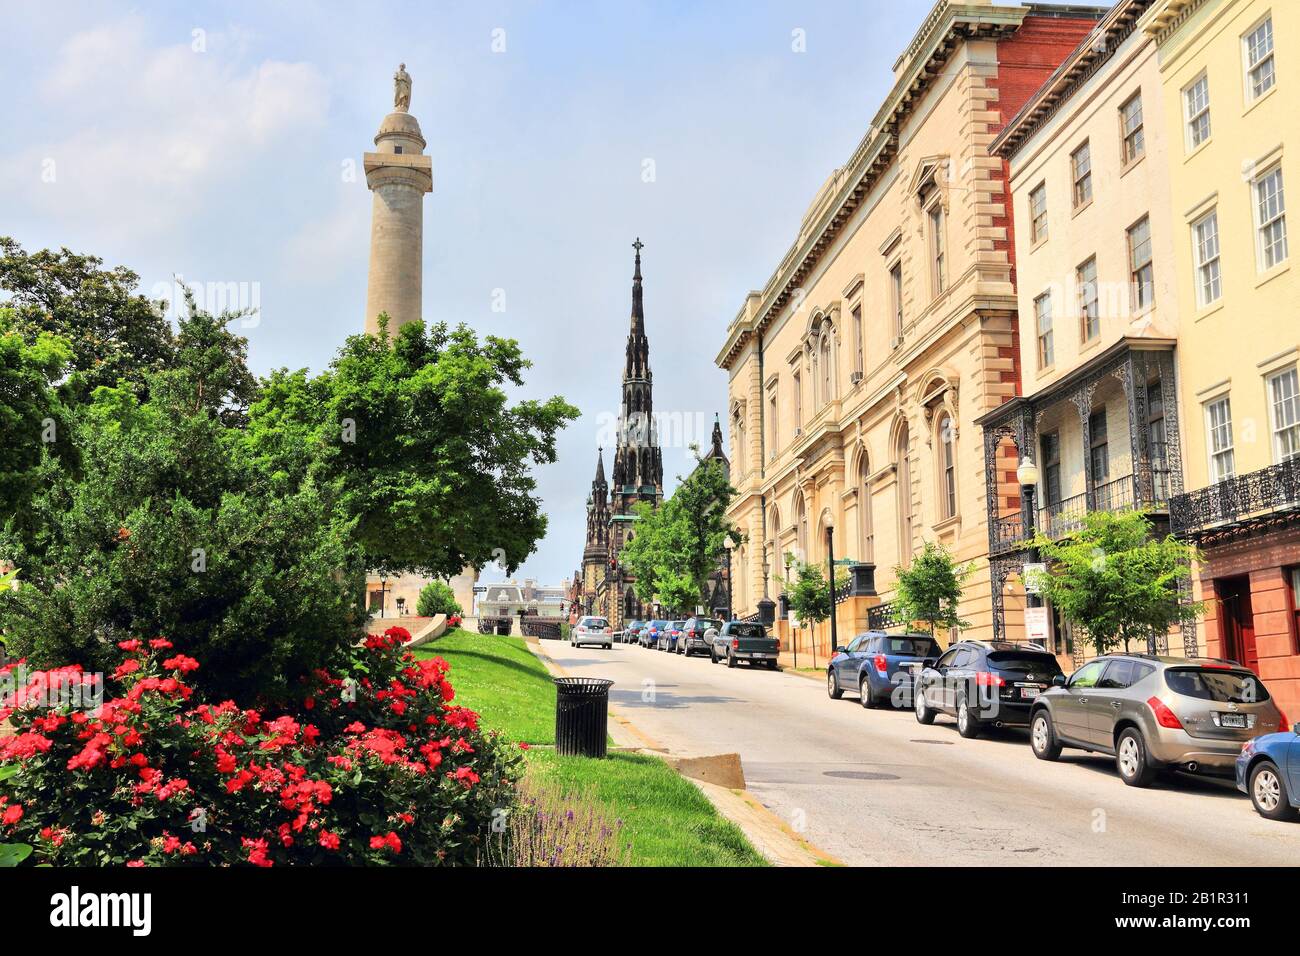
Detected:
left=475, top=579, right=567, bottom=619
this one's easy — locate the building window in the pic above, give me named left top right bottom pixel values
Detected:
left=852, top=304, right=863, bottom=376
left=1268, top=367, right=1300, bottom=462
left=1184, top=73, right=1211, bottom=150
left=819, top=332, right=834, bottom=404
left=1077, top=256, right=1099, bottom=341
left=1254, top=165, right=1288, bottom=271
left=890, top=262, right=904, bottom=338
left=938, top=414, right=957, bottom=520
left=1089, top=409, right=1110, bottom=494
left=792, top=369, right=802, bottom=428
left=896, top=427, right=912, bottom=567
left=1128, top=216, right=1154, bottom=311
left=859, top=456, right=874, bottom=563
left=1192, top=210, right=1223, bottom=307
left=1288, top=567, right=1300, bottom=654
left=1071, top=142, right=1093, bottom=209
left=1035, top=291, right=1054, bottom=369
left=768, top=387, right=778, bottom=454
left=1030, top=183, right=1049, bottom=243
left=1041, top=432, right=1062, bottom=509
left=1120, top=93, right=1145, bottom=166
left=1244, top=16, right=1276, bottom=103
left=734, top=412, right=747, bottom=478
left=797, top=495, right=808, bottom=560
left=1206, top=397, right=1235, bottom=481
left=393, top=145, right=404, bottom=154
left=929, top=205, right=947, bottom=294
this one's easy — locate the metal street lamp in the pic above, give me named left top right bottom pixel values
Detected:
left=1017, top=455, right=1044, bottom=638
left=722, top=534, right=735, bottom=622
left=825, top=525, right=838, bottom=664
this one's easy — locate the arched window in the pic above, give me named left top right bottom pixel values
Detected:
left=896, top=426, right=913, bottom=567
left=858, top=453, right=874, bottom=563
left=733, top=410, right=746, bottom=479
left=796, top=495, right=808, bottom=561
left=820, top=333, right=833, bottom=405
left=768, top=505, right=782, bottom=596
left=937, top=413, right=957, bottom=520
left=810, top=347, right=820, bottom=408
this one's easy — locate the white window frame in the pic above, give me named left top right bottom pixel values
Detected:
left=1035, top=291, right=1054, bottom=369
left=1192, top=209, right=1223, bottom=307
left=928, top=203, right=947, bottom=295
left=1184, top=72, right=1211, bottom=150
left=1268, top=366, right=1300, bottom=463
left=1243, top=15, right=1276, bottom=104
left=1128, top=216, right=1154, bottom=312
left=1254, top=164, right=1288, bottom=271
left=1030, top=182, right=1049, bottom=243
left=1120, top=92, right=1145, bottom=167
left=1077, top=256, right=1099, bottom=341
left=1206, top=397, right=1235, bottom=482
left=1071, top=142, right=1093, bottom=209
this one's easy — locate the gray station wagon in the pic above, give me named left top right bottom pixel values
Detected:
left=1028, top=654, right=1286, bottom=787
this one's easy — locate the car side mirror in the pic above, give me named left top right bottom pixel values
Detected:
left=832, top=646, right=845, bottom=654
left=1052, top=674, right=1067, bottom=687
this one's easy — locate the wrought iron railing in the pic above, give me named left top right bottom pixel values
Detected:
left=867, top=600, right=907, bottom=631
left=994, top=468, right=1170, bottom=554
left=1170, top=456, right=1300, bottom=538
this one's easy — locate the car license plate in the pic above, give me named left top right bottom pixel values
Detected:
left=1218, top=713, right=1247, bottom=728
left=1021, top=687, right=1040, bottom=699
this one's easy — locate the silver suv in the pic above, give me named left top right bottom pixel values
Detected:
left=1028, top=654, right=1285, bottom=787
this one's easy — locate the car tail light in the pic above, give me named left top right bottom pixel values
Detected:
left=775, top=639, right=781, bottom=653
left=873, top=654, right=888, bottom=674
left=976, top=671, right=1005, bottom=688
left=731, top=638, right=739, bottom=650
left=1280, top=711, right=1291, bottom=733
left=1147, top=695, right=1183, bottom=730
left=604, top=627, right=611, bottom=633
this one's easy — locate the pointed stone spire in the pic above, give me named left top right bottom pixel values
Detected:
left=630, top=237, right=645, bottom=335
left=710, top=413, right=725, bottom=458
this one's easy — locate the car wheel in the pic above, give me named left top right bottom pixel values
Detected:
left=710, top=648, right=718, bottom=664
left=1030, top=711, right=1062, bottom=761
left=727, top=651, right=737, bottom=669
left=1116, top=727, right=1157, bottom=787
left=1249, top=761, right=1295, bottom=821
left=827, top=670, right=843, bottom=700
left=956, top=694, right=981, bottom=739
left=860, top=677, right=877, bottom=709
left=768, top=659, right=779, bottom=670
left=914, top=685, right=935, bottom=725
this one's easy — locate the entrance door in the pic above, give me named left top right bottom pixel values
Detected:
left=1218, top=576, right=1259, bottom=673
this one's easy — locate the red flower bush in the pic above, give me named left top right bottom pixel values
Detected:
left=0, top=627, right=520, bottom=866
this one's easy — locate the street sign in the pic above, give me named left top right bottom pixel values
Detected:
left=1024, top=605, right=1049, bottom=642
left=1023, top=562, right=1046, bottom=594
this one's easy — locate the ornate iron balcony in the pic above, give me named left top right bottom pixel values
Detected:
left=1170, top=456, right=1300, bottom=541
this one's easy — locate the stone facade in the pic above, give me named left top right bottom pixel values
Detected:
left=715, top=0, right=1104, bottom=649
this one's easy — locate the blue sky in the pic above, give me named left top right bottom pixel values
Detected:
left=3, top=0, right=951, bottom=586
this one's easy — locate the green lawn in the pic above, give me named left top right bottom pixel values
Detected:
left=412, top=631, right=556, bottom=744
left=413, top=629, right=768, bottom=867
left=525, top=750, right=768, bottom=867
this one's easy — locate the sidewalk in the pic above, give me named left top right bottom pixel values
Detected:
left=524, top=637, right=842, bottom=867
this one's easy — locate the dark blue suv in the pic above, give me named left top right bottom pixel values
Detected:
left=828, top=632, right=941, bottom=709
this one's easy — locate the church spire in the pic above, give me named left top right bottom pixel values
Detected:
left=624, top=238, right=650, bottom=382
left=593, top=446, right=607, bottom=490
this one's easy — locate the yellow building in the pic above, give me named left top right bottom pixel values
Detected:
left=983, top=0, right=1199, bottom=665
left=715, top=0, right=1104, bottom=654
left=1151, top=0, right=1300, bottom=717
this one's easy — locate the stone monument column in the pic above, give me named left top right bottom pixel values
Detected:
left=364, top=64, right=433, bottom=336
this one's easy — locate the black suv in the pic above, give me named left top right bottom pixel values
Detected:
left=914, top=640, right=1064, bottom=738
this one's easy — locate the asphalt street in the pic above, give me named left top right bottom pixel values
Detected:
left=545, top=638, right=1300, bottom=866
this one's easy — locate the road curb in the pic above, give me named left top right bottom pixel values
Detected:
left=525, top=639, right=844, bottom=868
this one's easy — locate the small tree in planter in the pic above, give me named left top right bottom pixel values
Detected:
left=779, top=555, right=848, bottom=646
left=416, top=580, right=461, bottom=619
left=893, top=541, right=974, bottom=638
left=1026, top=509, right=1202, bottom=656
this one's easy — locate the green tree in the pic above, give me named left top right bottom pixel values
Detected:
left=779, top=555, right=847, bottom=630
left=893, top=540, right=973, bottom=636
left=416, top=579, right=462, bottom=618
left=244, top=318, right=578, bottom=578
left=0, top=238, right=175, bottom=401
left=1026, top=509, right=1202, bottom=655
left=0, top=310, right=71, bottom=529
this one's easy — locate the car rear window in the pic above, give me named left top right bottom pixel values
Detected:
left=988, top=652, right=1062, bottom=674
left=1165, top=667, right=1270, bottom=703
left=883, top=637, right=939, bottom=657
left=729, top=623, right=766, bottom=638
left=583, top=618, right=608, bottom=628
left=670, top=621, right=686, bottom=629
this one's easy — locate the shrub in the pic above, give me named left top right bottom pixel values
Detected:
left=0, top=626, right=521, bottom=866
left=486, top=775, right=629, bottom=867
left=416, top=580, right=462, bottom=619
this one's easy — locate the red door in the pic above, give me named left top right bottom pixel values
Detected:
left=1218, top=577, right=1259, bottom=673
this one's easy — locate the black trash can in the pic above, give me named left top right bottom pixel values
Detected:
left=553, top=677, right=614, bottom=758
left=495, top=618, right=511, bottom=636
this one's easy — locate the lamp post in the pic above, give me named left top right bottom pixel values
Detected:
left=783, top=551, right=796, bottom=669
left=723, top=534, right=735, bottom=622
left=379, top=574, right=389, bottom=620
left=1017, top=455, right=1043, bottom=642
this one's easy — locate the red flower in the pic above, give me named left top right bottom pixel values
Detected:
left=112, top=659, right=141, bottom=679
left=162, top=654, right=200, bottom=674
left=242, top=837, right=273, bottom=867
left=318, top=830, right=340, bottom=851
left=117, top=639, right=142, bottom=652
left=149, top=638, right=173, bottom=650
left=1, top=804, right=23, bottom=826
left=369, top=831, right=402, bottom=853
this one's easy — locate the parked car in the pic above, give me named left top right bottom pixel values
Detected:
left=828, top=631, right=942, bottom=708
left=710, top=621, right=780, bottom=669
left=570, top=615, right=613, bottom=649
left=641, top=620, right=668, bottom=648
left=657, top=619, right=687, bottom=652
left=1029, top=655, right=1286, bottom=787
left=915, top=640, right=1063, bottom=738
left=680, top=617, right=723, bottom=657
left=1237, top=725, right=1298, bottom=820
left=622, top=620, right=645, bottom=644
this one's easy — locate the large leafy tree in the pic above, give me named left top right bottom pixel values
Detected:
left=0, top=238, right=175, bottom=401
left=243, top=318, right=578, bottom=578
left=1027, top=509, right=1202, bottom=655
left=893, top=540, right=973, bottom=636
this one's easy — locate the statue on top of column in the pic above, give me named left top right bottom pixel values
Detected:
left=393, top=63, right=412, bottom=112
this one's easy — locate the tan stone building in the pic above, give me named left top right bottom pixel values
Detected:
left=982, top=0, right=1198, bottom=664
left=716, top=0, right=1104, bottom=654
left=1153, top=0, right=1300, bottom=716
